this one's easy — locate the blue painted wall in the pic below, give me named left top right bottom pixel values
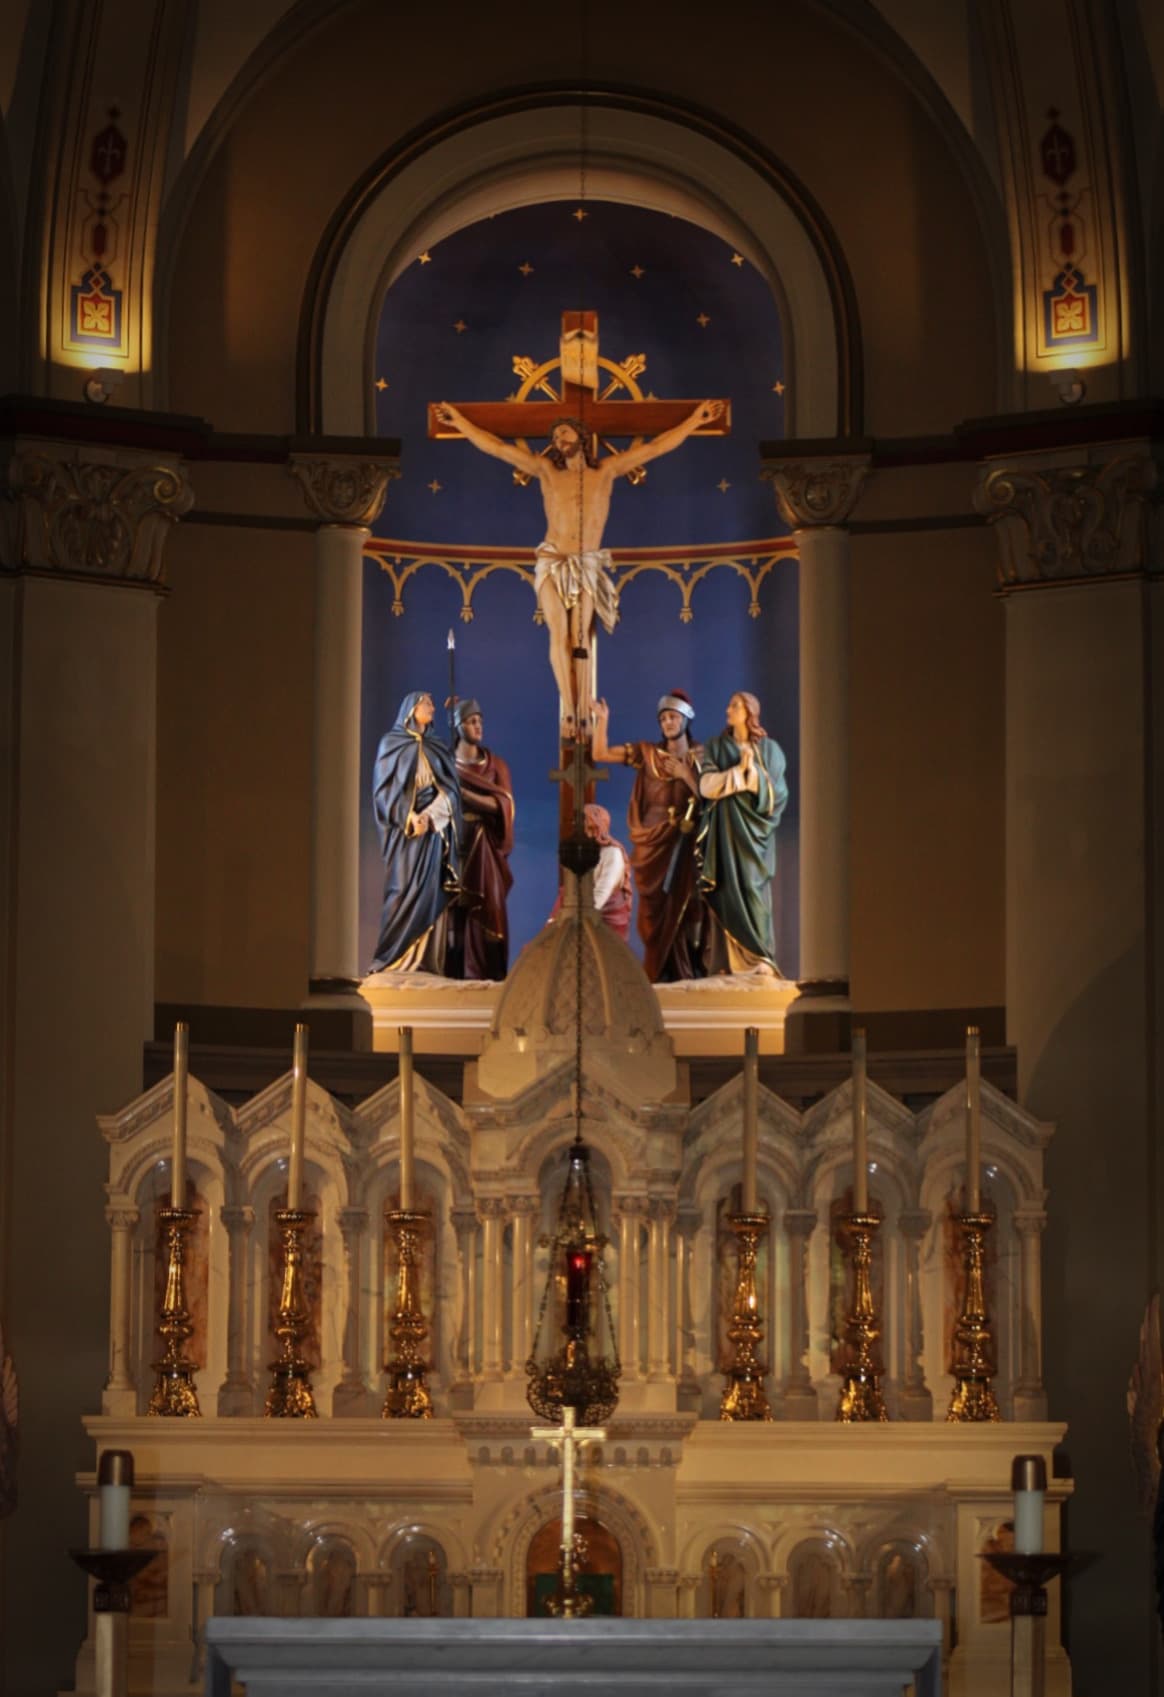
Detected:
left=360, top=200, right=800, bottom=975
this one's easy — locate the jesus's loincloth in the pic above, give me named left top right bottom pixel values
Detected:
left=534, top=543, right=619, bottom=635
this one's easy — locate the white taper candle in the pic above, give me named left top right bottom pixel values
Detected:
left=288, top=1023, right=308, bottom=1210
left=742, top=1027, right=759, bottom=1213
left=852, top=1027, right=868, bottom=1213
left=966, top=1026, right=981, bottom=1213
left=171, top=1023, right=188, bottom=1206
left=399, top=1026, right=415, bottom=1210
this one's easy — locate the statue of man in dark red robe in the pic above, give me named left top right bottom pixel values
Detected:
left=448, top=699, right=515, bottom=980
left=590, top=690, right=705, bottom=980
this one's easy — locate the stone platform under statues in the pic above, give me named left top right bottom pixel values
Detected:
left=360, top=969, right=799, bottom=1057
left=205, top=1616, right=944, bottom=1694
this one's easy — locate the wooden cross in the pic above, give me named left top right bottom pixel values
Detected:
left=432, top=309, right=729, bottom=832
left=549, top=737, right=607, bottom=839
left=530, top=1404, right=606, bottom=1556
left=428, top=310, right=731, bottom=445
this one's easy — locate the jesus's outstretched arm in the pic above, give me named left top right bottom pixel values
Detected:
left=603, top=399, right=724, bottom=479
left=435, top=402, right=544, bottom=478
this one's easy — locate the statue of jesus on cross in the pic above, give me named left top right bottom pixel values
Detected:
left=432, top=312, right=728, bottom=735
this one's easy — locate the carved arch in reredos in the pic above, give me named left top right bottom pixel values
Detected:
left=302, top=92, right=852, bottom=441
left=490, top=1480, right=658, bottom=1619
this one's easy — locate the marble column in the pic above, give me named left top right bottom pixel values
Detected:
left=644, top=1568, right=680, bottom=1619
left=468, top=1567, right=504, bottom=1617
left=217, top=1204, right=256, bottom=1415
left=102, top=1201, right=140, bottom=1415
left=646, top=1199, right=675, bottom=1382
left=677, top=1574, right=700, bottom=1619
left=1012, top=1207, right=1048, bottom=1419
left=478, top=1197, right=508, bottom=1384
left=762, top=455, right=870, bottom=1053
left=758, top=1573, right=789, bottom=1619
left=449, top=1573, right=470, bottom=1618
left=897, top=1208, right=933, bottom=1420
left=616, top=1198, right=645, bottom=1381
left=289, top=453, right=398, bottom=1044
left=781, top=1207, right=819, bottom=1417
left=674, top=1203, right=702, bottom=1405
left=450, top=1204, right=479, bottom=1398
left=0, top=429, right=192, bottom=1678
left=976, top=443, right=1160, bottom=1688
left=842, top=1570, right=872, bottom=1618
left=506, top=1195, right=538, bottom=1378
left=334, top=1206, right=371, bottom=1415
left=928, top=1575, right=955, bottom=1664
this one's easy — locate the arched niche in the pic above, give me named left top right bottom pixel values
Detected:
left=309, top=97, right=849, bottom=439
left=526, top=1513, right=623, bottom=1618
left=786, top=1537, right=846, bottom=1619
left=306, top=1535, right=359, bottom=1618
left=386, top=1532, right=451, bottom=1618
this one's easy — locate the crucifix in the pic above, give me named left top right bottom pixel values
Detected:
left=530, top=1402, right=607, bottom=1618
left=431, top=311, right=730, bottom=739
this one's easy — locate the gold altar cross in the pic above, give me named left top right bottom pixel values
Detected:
left=428, top=310, right=731, bottom=446
left=530, top=1404, right=606, bottom=1556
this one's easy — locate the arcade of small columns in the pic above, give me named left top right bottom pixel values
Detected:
left=97, top=1061, right=1050, bottom=1426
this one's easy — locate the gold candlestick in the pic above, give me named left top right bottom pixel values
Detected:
left=719, top=1212, right=773, bottom=1422
left=264, top=1207, right=318, bottom=1418
left=836, top=1211, right=888, bottom=1422
left=148, top=1206, right=201, bottom=1417
left=382, top=1208, right=433, bottom=1418
left=947, top=1210, right=1000, bottom=1422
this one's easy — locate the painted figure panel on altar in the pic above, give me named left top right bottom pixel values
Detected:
left=127, top=1513, right=169, bottom=1618
left=361, top=200, right=798, bottom=973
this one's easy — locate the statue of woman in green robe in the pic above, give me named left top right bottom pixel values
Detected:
left=696, top=691, right=789, bottom=975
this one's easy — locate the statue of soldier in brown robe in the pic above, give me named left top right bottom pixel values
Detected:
left=447, top=698, right=515, bottom=980
left=590, top=690, right=705, bottom=981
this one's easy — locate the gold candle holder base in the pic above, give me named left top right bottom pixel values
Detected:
left=148, top=1206, right=202, bottom=1418
left=947, top=1209, right=1000, bottom=1423
left=264, top=1207, right=318, bottom=1419
left=836, top=1210, right=888, bottom=1423
left=382, top=1208, right=434, bottom=1419
left=719, top=1212, right=773, bottom=1422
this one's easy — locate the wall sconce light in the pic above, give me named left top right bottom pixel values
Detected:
left=1049, top=368, right=1086, bottom=406
left=83, top=368, right=124, bottom=405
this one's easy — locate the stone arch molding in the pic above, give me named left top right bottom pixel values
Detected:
left=312, top=100, right=845, bottom=440
left=491, top=1479, right=658, bottom=1617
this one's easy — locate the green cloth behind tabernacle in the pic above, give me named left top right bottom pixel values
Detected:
left=696, top=733, right=789, bottom=966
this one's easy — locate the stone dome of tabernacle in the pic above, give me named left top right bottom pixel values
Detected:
left=476, top=870, right=677, bottom=1102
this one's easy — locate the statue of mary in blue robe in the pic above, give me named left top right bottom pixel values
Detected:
left=370, top=692, right=463, bottom=973
left=696, top=690, right=788, bottom=974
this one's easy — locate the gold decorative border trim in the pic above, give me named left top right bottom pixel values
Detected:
left=365, top=537, right=798, bottom=624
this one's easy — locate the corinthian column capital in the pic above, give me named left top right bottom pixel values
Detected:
left=762, top=455, right=871, bottom=529
left=289, top=452, right=399, bottom=526
left=0, top=442, right=193, bottom=584
left=974, top=452, right=1158, bottom=588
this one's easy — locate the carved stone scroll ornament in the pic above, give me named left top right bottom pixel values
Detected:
left=763, top=456, right=871, bottom=529
left=289, top=455, right=399, bottom=527
left=974, top=454, right=1158, bottom=587
left=1, top=449, right=193, bottom=583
